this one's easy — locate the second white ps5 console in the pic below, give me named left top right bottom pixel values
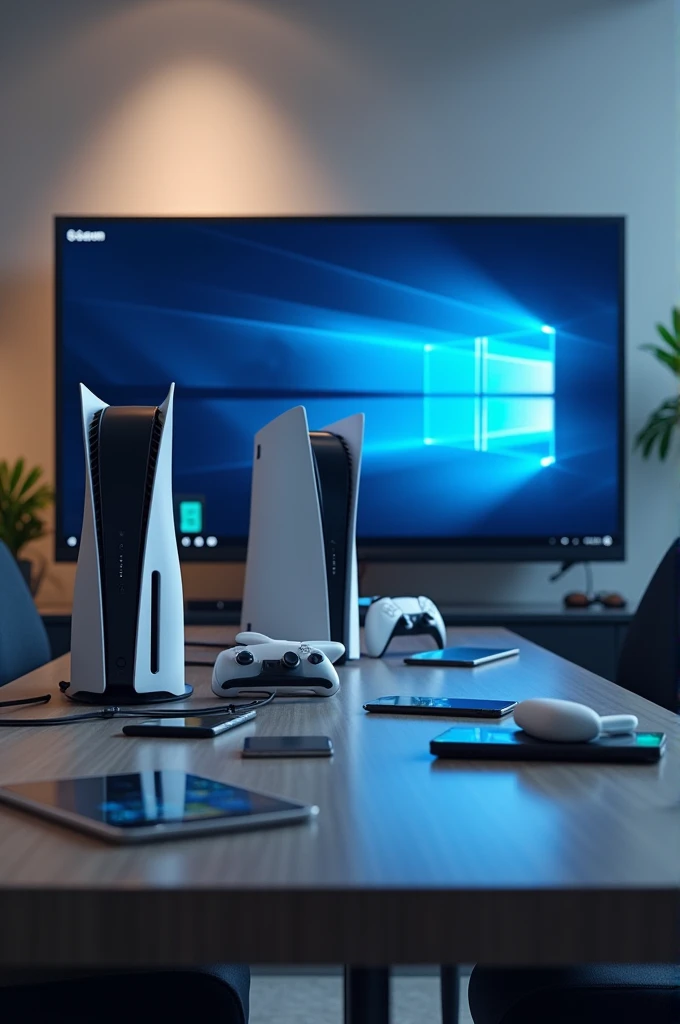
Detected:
left=69, top=383, right=190, bottom=704
left=241, top=406, right=364, bottom=660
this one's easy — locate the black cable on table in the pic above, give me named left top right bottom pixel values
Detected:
left=0, top=694, right=51, bottom=710
left=0, top=691, right=275, bottom=727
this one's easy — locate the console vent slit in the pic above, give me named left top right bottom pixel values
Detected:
left=137, top=410, right=164, bottom=578
left=150, top=571, right=160, bottom=673
left=88, top=409, right=105, bottom=583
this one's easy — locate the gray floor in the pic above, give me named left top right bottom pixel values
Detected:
left=250, top=972, right=472, bottom=1024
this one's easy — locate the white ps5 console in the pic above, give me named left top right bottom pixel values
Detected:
left=241, top=406, right=364, bottom=661
left=68, top=383, right=191, bottom=704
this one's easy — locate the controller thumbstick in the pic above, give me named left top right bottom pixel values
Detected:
left=308, top=652, right=323, bottom=665
left=235, top=649, right=254, bottom=666
left=282, top=651, right=300, bottom=669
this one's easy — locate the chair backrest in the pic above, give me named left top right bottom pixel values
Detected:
left=615, top=538, right=679, bottom=712
left=0, top=541, right=51, bottom=686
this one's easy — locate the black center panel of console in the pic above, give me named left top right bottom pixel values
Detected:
left=96, top=405, right=161, bottom=690
left=309, top=431, right=352, bottom=653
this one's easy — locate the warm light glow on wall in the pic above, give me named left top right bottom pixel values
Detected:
left=1, top=0, right=362, bottom=269
left=0, top=0, right=365, bottom=602
left=63, top=59, right=336, bottom=214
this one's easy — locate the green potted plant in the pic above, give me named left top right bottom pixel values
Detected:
left=0, top=458, right=54, bottom=594
left=635, top=308, right=680, bottom=459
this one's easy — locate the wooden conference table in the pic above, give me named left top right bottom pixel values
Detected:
left=0, top=626, right=678, bottom=997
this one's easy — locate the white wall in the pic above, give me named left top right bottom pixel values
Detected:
left=0, top=0, right=676, bottom=607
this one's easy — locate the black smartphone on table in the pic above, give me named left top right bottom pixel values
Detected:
left=430, top=726, right=666, bottom=763
left=242, top=736, right=333, bottom=758
left=404, top=646, right=519, bottom=667
left=122, top=711, right=256, bottom=738
left=363, top=696, right=517, bottom=718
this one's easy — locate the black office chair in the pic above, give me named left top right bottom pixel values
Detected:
left=614, top=536, right=680, bottom=712
left=467, top=964, right=680, bottom=1023
left=0, top=540, right=51, bottom=686
left=0, top=965, right=250, bottom=1023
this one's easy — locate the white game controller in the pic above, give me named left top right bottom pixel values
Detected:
left=364, top=596, right=447, bottom=657
left=212, top=632, right=344, bottom=697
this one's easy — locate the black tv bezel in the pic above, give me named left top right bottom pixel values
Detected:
left=54, top=214, right=626, bottom=564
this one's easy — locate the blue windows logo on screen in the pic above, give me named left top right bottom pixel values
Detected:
left=422, top=325, right=556, bottom=467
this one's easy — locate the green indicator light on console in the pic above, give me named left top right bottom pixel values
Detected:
left=179, top=500, right=203, bottom=534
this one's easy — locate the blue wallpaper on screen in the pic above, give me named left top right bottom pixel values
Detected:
left=58, top=218, right=622, bottom=544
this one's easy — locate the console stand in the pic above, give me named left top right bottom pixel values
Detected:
left=63, top=684, right=193, bottom=706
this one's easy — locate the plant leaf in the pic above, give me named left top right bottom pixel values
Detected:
left=0, top=460, right=53, bottom=557
left=640, top=423, right=664, bottom=457
left=636, top=419, right=662, bottom=455
left=655, top=324, right=680, bottom=354
left=17, top=465, right=42, bottom=498
left=672, top=307, right=680, bottom=339
left=641, top=345, right=680, bottom=374
left=635, top=396, right=680, bottom=458
left=8, top=458, right=23, bottom=494
left=641, top=435, right=656, bottom=458
left=659, top=420, right=674, bottom=459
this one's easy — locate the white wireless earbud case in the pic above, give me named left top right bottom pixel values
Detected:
left=514, top=698, right=638, bottom=743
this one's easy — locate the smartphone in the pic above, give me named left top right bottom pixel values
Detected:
left=0, top=771, right=317, bottom=844
left=430, top=726, right=666, bottom=763
left=404, top=646, right=519, bottom=667
left=122, top=711, right=256, bottom=738
left=363, top=696, right=517, bottom=717
left=242, top=736, right=333, bottom=758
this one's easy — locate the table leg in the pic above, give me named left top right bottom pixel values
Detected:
left=344, top=966, right=390, bottom=1024
left=440, top=964, right=460, bottom=1024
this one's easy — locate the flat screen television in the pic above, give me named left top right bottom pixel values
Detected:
left=55, top=215, right=625, bottom=562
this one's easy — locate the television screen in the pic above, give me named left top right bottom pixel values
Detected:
left=55, top=216, right=624, bottom=561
